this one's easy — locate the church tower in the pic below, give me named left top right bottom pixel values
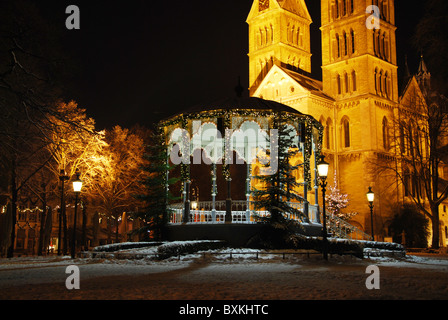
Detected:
left=321, top=0, right=398, bottom=102
left=320, top=0, right=400, bottom=232
left=247, top=0, right=313, bottom=95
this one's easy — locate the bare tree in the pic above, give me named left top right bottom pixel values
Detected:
left=376, top=78, right=448, bottom=248
left=0, top=1, right=73, bottom=257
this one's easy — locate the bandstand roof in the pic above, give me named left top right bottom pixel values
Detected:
left=164, top=96, right=304, bottom=120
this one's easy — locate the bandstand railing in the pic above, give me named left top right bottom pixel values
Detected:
left=168, top=200, right=320, bottom=225
left=168, top=201, right=371, bottom=241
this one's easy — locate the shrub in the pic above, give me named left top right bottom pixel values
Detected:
left=157, top=240, right=227, bottom=259
left=388, top=204, right=430, bottom=248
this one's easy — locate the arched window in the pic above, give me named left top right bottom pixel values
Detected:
left=332, top=2, right=337, bottom=20
left=291, top=26, right=296, bottom=45
left=326, top=118, right=333, bottom=149
left=377, top=32, right=381, bottom=57
left=399, top=121, right=406, bottom=154
left=343, top=32, right=348, bottom=56
left=415, top=126, right=421, bottom=155
left=349, top=0, right=354, bottom=14
left=374, top=68, right=378, bottom=93
left=382, top=0, right=388, bottom=21
left=337, top=74, right=342, bottom=94
left=378, top=70, right=383, bottom=94
left=408, top=124, right=414, bottom=157
left=350, top=29, right=355, bottom=54
left=336, top=34, right=341, bottom=58
left=352, top=70, right=357, bottom=91
left=344, top=72, right=349, bottom=93
left=403, top=168, right=411, bottom=197
left=384, top=72, right=389, bottom=97
left=383, top=34, right=389, bottom=61
left=382, top=117, right=389, bottom=150
left=373, top=30, right=377, bottom=55
left=260, top=28, right=265, bottom=47
left=342, top=117, right=350, bottom=148
left=265, top=26, right=270, bottom=45
left=296, top=27, right=300, bottom=46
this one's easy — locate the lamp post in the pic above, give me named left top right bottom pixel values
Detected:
left=367, top=187, right=375, bottom=241
left=317, top=155, right=330, bottom=261
left=58, top=170, right=69, bottom=256
left=71, top=171, right=83, bottom=259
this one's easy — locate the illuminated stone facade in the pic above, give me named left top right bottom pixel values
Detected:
left=247, top=0, right=448, bottom=245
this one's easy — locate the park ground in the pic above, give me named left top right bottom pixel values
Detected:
left=0, top=246, right=447, bottom=303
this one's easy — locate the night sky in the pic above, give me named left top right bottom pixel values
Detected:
left=34, top=0, right=425, bottom=130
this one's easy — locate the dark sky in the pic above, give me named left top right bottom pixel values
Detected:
left=34, top=0, right=424, bottom=130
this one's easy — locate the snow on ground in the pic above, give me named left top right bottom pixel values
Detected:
left=0, top=243, right=447, bottom=300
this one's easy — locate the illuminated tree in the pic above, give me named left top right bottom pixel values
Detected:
left=325, top=171, right=357, bottom=221
left=89, top=125, right=146, bottom=242
left=43, top=101, right=104, bottom=254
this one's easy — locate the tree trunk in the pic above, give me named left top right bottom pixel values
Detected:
left=81, top=201, right=87, bottom=250
left=92, top=212, right=99, bottom=247
left=7, top=163, right=17, bottom=259
left=38, top=183, right=47, bottom=256
left=0, top=203, right=13, bottom=257
left=430, top=205, right=440, bottom=249
left=115, top=212, right=119, bottom=243
left=43, top=206, right=53, bottom=254
left=63, top=204, right=68, bottom=255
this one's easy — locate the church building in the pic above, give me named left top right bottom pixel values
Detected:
left=246, top=0, right=447, bottom=245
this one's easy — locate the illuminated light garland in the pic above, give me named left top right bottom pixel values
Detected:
left=158, top=108, right=323, bottom=189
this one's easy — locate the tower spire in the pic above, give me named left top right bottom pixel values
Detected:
left=417, top=53, right=429, bottom=75
left=416, top=53, right=431, bottom=90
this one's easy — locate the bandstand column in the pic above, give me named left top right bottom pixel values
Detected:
left=246, top=163, right=251, bottom=222
left=303, top=182, right=310, bottom=223
left=183, top=179, right=191, bottom=223
left=225, top=177, right=232, bottom=223
left=313, top=143, right=321, bottom=224
left=211, top=163, right=217, bottom=222
left=182, top=160, right=191, bottom=223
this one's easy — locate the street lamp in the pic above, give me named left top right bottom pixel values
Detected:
left=367, top=187, right=375, bottom=241
left=58, top=170, right=69, bottom=256
left=71, top=171, right=83, bottom=259
left=317, top=155, right=330, bottom=261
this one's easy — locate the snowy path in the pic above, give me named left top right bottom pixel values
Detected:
left=0, top=253, right=447, bottom=300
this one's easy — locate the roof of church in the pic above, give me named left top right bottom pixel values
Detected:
left=276, top=0, right=312, bottom=21
left=278, top=66, right=335, bottom=101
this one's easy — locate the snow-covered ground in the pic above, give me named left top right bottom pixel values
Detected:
left=0, top=244, right=447, bottom=301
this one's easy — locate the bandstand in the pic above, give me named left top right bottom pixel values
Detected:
left=159, top=97, right=324, bottom=245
